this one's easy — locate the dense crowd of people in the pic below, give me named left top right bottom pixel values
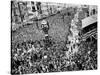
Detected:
left=11, top=1, right=97, bottom=75
left=11, top=33, right=97, bottom=74
left=11, top=38, right=65, bottom=74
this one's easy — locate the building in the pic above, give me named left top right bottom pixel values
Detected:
left=81, top=14, right=97, bottom=40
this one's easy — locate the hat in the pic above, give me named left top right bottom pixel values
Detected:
left=41, top=20, right=47, bottom=24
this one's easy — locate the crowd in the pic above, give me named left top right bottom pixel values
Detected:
left=11, top=18, right=97, bottom=74
left=11, top=33, right=97, bottom=74
left=11, top=1, right=97, bottom=74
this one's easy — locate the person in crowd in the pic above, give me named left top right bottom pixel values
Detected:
left=41, top=20, right=49, bottom=35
